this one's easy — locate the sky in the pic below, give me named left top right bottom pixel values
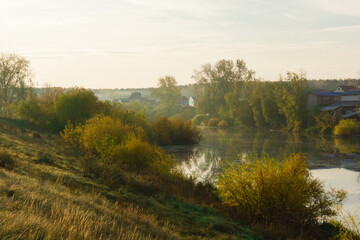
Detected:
left=0, top=0, right=359, bottom=88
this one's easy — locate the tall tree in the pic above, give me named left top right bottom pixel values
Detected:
left=260, top=82, right=285, bottom=129
left=274, top=72, right=308, bottom=132
left=225, top=81, right=255, bottom=126
left=0, top=53, right=32, bottom=116
left=192, top=59, right=255, bottom=117
left=249, top=81, right=266, bottom=128
left=152, top=76, right=181, bottom=116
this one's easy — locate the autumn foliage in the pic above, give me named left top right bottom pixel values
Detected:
left=216, top=154, right=346, bottom=233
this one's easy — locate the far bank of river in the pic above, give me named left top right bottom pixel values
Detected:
left=165, top=126, right=360, bottom=216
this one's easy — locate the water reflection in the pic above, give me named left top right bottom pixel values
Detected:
left=167, top=127, right=360, bottom=181
left=166, top=127, right=360, bottom=217
left=165, top=126, right=360, bottom=214
left=312, top=168, right=360, bottom=216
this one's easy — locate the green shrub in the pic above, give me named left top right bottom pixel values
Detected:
left=53, top=88, right=101, bottom=130
left=18, top=95, right=47, bottom=127
left=192, top=114, right=208, bottom=125
left=217, top=120, right=229, bottom=128
left=216, top=154, right=346, bottom=233
left=0, top=151, right=14, bottom=170
left=207, top=118, right=220, bottom=126
left=334, top=119, right=360, bottom=136
left=149, top=117, right=200, bottom=145
left=18, top=88, right=109, bottom=132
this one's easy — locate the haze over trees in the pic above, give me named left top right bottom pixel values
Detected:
left=1, top=53, right=355, bottom=135
left=192, top=59, right=255, bottom=117
left=151, top=75, right=181, bottom=117
left=192, top=59, right=309, bottom=132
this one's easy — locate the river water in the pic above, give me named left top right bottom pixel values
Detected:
left=166, top=126, right=360, bottom=216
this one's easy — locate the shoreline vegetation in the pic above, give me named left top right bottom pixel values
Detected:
left=0, top=100, right=355, bottom=239
left=0, top=113, right=358, bottom=239
left=0, top=54, right=359, bottom=239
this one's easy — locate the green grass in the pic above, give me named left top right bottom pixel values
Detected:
left=0, top=120, right=264, bottom=239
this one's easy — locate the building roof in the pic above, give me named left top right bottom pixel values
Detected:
left=310, top=91, right=342, bottom=97
left=342, top=110, right=359, bottom=118
left=129, top=92, right=142, bottom=100
left=337, top=85, right=357, bottom=92
left=341, top=90, right=360, bottom=95
left=321, top=101, right=360, bottom=111
left=117, top=98, right=129, bottom=103
left=310, top=90, right=360, bottom=97
left=180, top=99, right=188, bottom=105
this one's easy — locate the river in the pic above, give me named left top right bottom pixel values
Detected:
left=166, top=126, right=360, bottom=217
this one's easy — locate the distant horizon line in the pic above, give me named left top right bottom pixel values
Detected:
left=33, top=77, right=360, bottom=90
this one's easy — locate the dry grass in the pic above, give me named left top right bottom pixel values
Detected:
left=0, top=170, right=180, bottom=240
left=0, top=125, right=180, bottom=240
left=0, top=120, right=258, bottom=240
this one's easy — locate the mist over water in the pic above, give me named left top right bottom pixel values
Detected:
left=166, top=126, right=360, bottom=214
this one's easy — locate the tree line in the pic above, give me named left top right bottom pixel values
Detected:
left=0, top=53, right=355, bottom=134
left=192, top=59, right=309, bottom=132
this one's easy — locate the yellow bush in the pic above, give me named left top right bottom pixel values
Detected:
left=60, top=121, right=83, bottom=148
left=62, top=115, right=174, bottom=182
left=108, top=135, right=173, bottom=175
left=334, top=119, right=360, bottom=136
left=216, top=154, right=346, bottom=231
left=61, top=115, right=147, bottom=156
left=80, top=115, right=134, bottom=151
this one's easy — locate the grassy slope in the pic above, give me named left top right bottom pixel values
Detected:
left=0, top=118, right=263, bottom=240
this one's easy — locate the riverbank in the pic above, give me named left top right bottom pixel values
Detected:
left=0, top=118, right=265, bottom=239
left=0, top=119, right=357, bottom=239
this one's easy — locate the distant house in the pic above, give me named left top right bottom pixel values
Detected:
left=180, top=99, right=188, bottom=106
left=189, top=96, right=196, bottom=107
left=129, top=92, right=142, bottom=101
left=334, top=85, right=357, bottom=93
left=308, top=90, right=360, bottom=119
left=180, top=96, right=189, bottom=106
left=307, top=92, right=340, bottom=110
left=116, top=98, right=129, bottom=103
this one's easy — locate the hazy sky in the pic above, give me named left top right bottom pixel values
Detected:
left=1, top=0, right=360, bottom=88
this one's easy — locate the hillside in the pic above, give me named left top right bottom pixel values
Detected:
left=0, top=118, right=263, bottom=240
